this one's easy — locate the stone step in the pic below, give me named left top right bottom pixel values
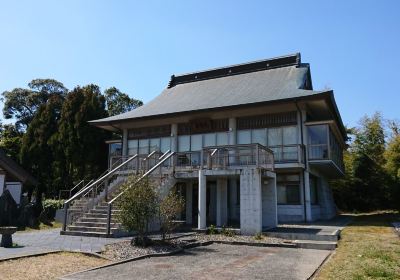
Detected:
left=67, top=225, right=119, bottom=233
left=83, top=213, right=119, bottom=219
left=264, top=230, right=340, bottom=242
left=80, top=217, right=119, bottom=223
left=293, top=240, right=337, bottom=250
left=60, top=230, right=111, bottom=238
left=89, top=209, right=121, bottom=214
left=73, top=221, right=121, bottom=228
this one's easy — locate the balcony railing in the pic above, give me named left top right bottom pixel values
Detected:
left=109, top=144, right=275, bottom=172
left=268, top=144, right=305, bottom=164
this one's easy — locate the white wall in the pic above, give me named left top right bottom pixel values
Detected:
left=5, top=182, right=22, bottom=204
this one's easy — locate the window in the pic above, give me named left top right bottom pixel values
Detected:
left=190, top=134, right=202, bottom=151
left=128, top=140, right=138, bottom=155
left=178, top=135, right=190, bottom=152
left=204, top=133, right=216, bottom=147
left=149, top=138, right=160, bottom=152
left=237, top=130, right=251, bottom=144
left=252, top=128, right=267, bottom=146
left=139, top=139, right=149, bottom=154
left=160, top=137, right=171, bottom=153
left=268, top=127, right=283, bottom=161
left=216, top=132, right=228, bottom=146
left=310, top=176, right=319, bottom=205
left=277, top=174, right=301, bottom=204
left=308, top=125, right=328, bottom=159
left=282, top=126, right=298, bottom=161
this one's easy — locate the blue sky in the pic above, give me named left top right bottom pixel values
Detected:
left=0, top=0, right=399, bottom=128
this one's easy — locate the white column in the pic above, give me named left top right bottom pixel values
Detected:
left=304, top=171, right=313, bottom=222
left=171, top=124, right=178, bottom=152
left=186, top=181, right=193, bottom=225
left=198, top=170, right=207, bottom=229
left=216, top=178, right=228, bottom=227
left=240, top=168, right=262, bottom=235
left=122, top=128, right=128, bottom=156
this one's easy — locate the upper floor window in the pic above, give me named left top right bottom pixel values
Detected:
left=308, top=125, right=329, bottom=159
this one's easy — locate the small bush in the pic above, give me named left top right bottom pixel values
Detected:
left=207, top=224, right=217, bottom=235
left=117, top=175, right=158, bottom=247
left=158, top=191, right=184, bottom=240
left=254, top=232, right=263, bottom=240
left=40, top=199, right=64, bottom=221
left=221, top=226, right=235, bottom=237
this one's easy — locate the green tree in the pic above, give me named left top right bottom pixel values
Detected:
left=104, top=87, right=143, bottom=116
left=1, top=79, right=67, bottom=130
left=20, top=95, right=63, bottom=199
left=0, top=122, right=23, bottom=160
left=57, top=85, right=110, bottom=187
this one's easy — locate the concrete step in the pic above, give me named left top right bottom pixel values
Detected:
left=293, top=240, right=337, bottom=250
left=89, top=209, right=121, bottom=214
left=73, top=221, right=121, bottom=228
left=80, top=217, right=119, bottom=223
left=264, top=230, right=340, bottom=242
left=83, top=213, right=119, bottom=219
left=60, top=230, right=111, bottom=238
left=67, top=225, right=119, bottom=233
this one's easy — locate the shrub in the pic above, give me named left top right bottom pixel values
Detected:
left=221, top=226, right=235, bottom=237
left=40, top=199, right=64, bottom=222
left=116, top=175, right=158, bottom=247
left=207, top=224, right=217, bottom=235
left=254, top=232, right=263, bottom=240
left=158, top=191, right=184, bottom=240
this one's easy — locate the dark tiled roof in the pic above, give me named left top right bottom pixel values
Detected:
left=0, top=149, right=38, bottom=186
left=91, top=53, right=321, bottom=123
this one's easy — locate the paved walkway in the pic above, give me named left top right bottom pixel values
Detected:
left=0, top=229, right=130, bottom=260
left=62, top=243, right=330, bottom=280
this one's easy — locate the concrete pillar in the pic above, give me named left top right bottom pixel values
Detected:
left=229, top=179, right=238, bottom=220
left=122, top=128, right=128, bottom=156
left=262, top=174, right=277, bottom=229
left=216, top=178, right=228, bottom=227
left=304, top=171, right=313, bottom=222
left=198, top=170, right=207, bottom=229
left=240, top=168, right=262, bottom=235
left=186, top=181, right=193, bottom=225
left=171, top=124, right=178, bottom=152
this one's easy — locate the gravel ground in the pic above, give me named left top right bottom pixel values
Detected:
left=101, top=233, right=289, bottom=261
left=0, top=252, right=109, bottom=280
left=187, top=233, right=289, bottom=244
left=101, top=239, right=187, bottom=261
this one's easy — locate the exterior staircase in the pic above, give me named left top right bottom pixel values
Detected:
left=61, top=151, right=176, bottom=237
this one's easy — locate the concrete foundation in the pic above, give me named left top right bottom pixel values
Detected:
left=240, top=168, right=262, bottom=235
left=216, top=178, right=228, bottom=227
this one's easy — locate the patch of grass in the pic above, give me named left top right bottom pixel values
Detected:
left=316, top=211, right=400, bottom=280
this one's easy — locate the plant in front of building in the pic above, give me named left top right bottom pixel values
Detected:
left=254, top=232, right=263, bottom=240
left=207, top=224, right=217, bottom=235
left=221, top=225, right=235, bottom=237
left=158, top=190, right=185, bottom=240
left=117, top=175, right=158, bottom=247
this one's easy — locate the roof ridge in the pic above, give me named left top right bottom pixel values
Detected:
left=168, top=53, right=301, bottom=88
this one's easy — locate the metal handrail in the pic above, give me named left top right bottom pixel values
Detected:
left=65, top=154, right=138, bottom=204
left=106, top=151, right=175, bottom=235
left=58, top=180, right=84, bottom=200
